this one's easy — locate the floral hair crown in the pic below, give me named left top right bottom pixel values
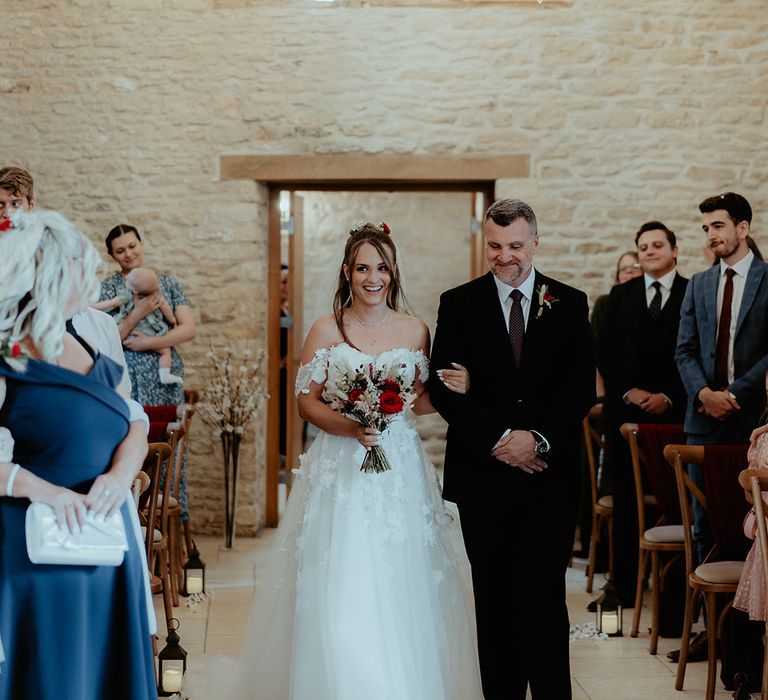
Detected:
left=349, top=220, right=391, bottom=236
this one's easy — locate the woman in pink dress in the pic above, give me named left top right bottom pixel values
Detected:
left=734, top=426, right=768, bottom=621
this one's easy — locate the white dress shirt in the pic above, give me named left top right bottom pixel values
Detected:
left=644, top=269, right=676, bottom=309
left=491, top=269, right=550, bottom=452
left=493, top=267, right=537, bottom=331
left=717, top=251, right=753, bottom=386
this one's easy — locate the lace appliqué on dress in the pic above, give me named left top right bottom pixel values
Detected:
left=295, top=347, right=330, bottom=396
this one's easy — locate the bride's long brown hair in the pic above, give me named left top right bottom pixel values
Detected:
left=332, top=222, right=408, bottom=349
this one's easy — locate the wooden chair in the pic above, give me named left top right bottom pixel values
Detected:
left=664, top=444, right=748, bottom=699
left=140, top=441, right=174, bottom=634
left=132, top=471, right=150, bottom=507
left=621, top=423, right=686, bottom=654
left=165, top=407, right=195, bottom=603
left=146, top=397, right=198, bottom=604
left=737, top=468, right=768, bottom=699
left=584, top=403, right=613, bottom=592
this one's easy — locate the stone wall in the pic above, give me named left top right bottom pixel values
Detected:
left=2, top=0, right=766, bottom=534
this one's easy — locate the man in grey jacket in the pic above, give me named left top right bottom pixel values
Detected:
left=676, top=192, right=768, bottom=565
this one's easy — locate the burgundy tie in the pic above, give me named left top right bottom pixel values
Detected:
left=715, top=268, right=736, bottom=390
left=509, top=289, right=524, bottom=368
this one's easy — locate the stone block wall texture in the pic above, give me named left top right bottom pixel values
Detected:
left=2, top=0, right=766, bottom=534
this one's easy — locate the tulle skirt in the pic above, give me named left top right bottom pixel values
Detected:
left=229, top=418, right=484, bottom=700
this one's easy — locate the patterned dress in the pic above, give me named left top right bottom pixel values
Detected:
left=100, top=271, right=190, bottom=518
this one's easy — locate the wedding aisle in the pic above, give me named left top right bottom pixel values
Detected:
left=157, top=536, right=746, bottom=699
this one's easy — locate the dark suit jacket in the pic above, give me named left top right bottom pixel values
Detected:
left=676, top=256, right=768, bottom=439
left=428, top=270, right=595, bottom=504
left=597, top=272, right=688, bottom=424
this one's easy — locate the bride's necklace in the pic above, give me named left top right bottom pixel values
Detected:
left=349, top=308, right=391, bottom=331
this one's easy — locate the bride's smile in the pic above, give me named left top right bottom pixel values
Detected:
left=344, top=241, right=392, bottom=310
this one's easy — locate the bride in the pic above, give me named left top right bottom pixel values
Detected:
left=230, top=222, right=484, bottom=700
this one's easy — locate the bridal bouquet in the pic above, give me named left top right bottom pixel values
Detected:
left=328, top=362, right=416, bottom=473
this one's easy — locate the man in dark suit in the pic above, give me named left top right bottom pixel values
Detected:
left=597, top=221, right=688, bottom=606
left=428, top=199, right=594, bottom=700
left=676, top=192, right=768, bottom=563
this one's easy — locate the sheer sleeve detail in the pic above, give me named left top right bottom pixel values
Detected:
left=295, top=347, right=330, bottom=396
left=414, top=350, right=429, bottom=383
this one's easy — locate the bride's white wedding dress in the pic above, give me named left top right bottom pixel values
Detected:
left=229, top=342, right=484, bottom=700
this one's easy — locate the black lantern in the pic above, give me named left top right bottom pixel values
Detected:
left=182, top=541, right=206, bottom=596
left=595, top=580, right=623, bottom=637
left=158, top=618, right=188, bottom=696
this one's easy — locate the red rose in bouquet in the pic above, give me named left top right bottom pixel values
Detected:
left=0, top=219, right=12, bottom=232
left=380, top=391, right=404, bottom=414
left=331, top=363, right=417, bottom=474
left=348, top=388, right=365, bottom=403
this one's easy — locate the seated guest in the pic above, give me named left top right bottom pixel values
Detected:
left=597, top=221, right=688, bottom=606
left=0, top=209, right=156, bottom=698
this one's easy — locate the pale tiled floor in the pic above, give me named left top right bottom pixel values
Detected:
left=156, top=535, right=751, bottom=699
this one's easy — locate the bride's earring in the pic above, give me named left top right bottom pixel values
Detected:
left=345, top=278, right=353, bottom=306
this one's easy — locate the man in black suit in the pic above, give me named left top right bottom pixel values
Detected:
left=428, top=199, right=594, bottom=700
left=597, top=221, right=688, bottom=606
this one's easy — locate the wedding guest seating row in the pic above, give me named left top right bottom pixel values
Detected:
left=144, top=390, right=199, bottom=606
left=583, top=404, right=612, bottom=593
left=622, top=423, right=686, bottom=655
left=664, top=444, right=749, bottom=700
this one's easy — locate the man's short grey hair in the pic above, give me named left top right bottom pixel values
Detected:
left=484, top=199, right=538, bottom=235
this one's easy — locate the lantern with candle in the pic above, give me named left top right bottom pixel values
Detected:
left=158, top=618, right=188, bottom=696
left=595, top=580, right=623, bottom=637
left=183, top=541, right=206, bottom=596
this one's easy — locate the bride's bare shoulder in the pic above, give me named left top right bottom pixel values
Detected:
left=301, top=314, right=343, bottom=362
left=391, top=313, right=430, bottom=349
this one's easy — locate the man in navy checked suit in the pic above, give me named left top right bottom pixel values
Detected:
left=675, top=192, right=768, bottom=565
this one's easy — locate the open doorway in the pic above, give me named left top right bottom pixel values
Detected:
left=271, top=185, right=493, bottom=524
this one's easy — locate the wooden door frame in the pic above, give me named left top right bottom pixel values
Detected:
left=221, top=153, right=529, bottom=526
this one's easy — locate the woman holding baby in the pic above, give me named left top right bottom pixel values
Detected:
left=99, top=224, right=195, bottom=407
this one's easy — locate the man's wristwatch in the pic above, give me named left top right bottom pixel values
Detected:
left=532, top=431, right=550, bottom=456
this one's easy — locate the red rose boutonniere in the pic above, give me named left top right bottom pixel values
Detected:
left=535, top=284, right=559, bottom=319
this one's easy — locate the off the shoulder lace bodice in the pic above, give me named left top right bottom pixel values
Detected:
left=295, top=343, right=428, bottom=401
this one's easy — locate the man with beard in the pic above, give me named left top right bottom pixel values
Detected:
left=676, top=192, right=768, bottom=570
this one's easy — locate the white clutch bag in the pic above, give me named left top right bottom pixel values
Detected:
left=25, top=501, right=128, bottom=566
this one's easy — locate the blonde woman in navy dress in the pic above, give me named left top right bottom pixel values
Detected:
left=0, top=210, right=156, bottom=699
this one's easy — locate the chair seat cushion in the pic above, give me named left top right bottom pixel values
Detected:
left=644, top=524, right=685, bottom=543
left=140, top=526, right=163, bottom=543
left=597, top=495, right=613, bottom=509
left=156, top=495, right=179, bottom=508
left=693, top=560, right=743, bottom=584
